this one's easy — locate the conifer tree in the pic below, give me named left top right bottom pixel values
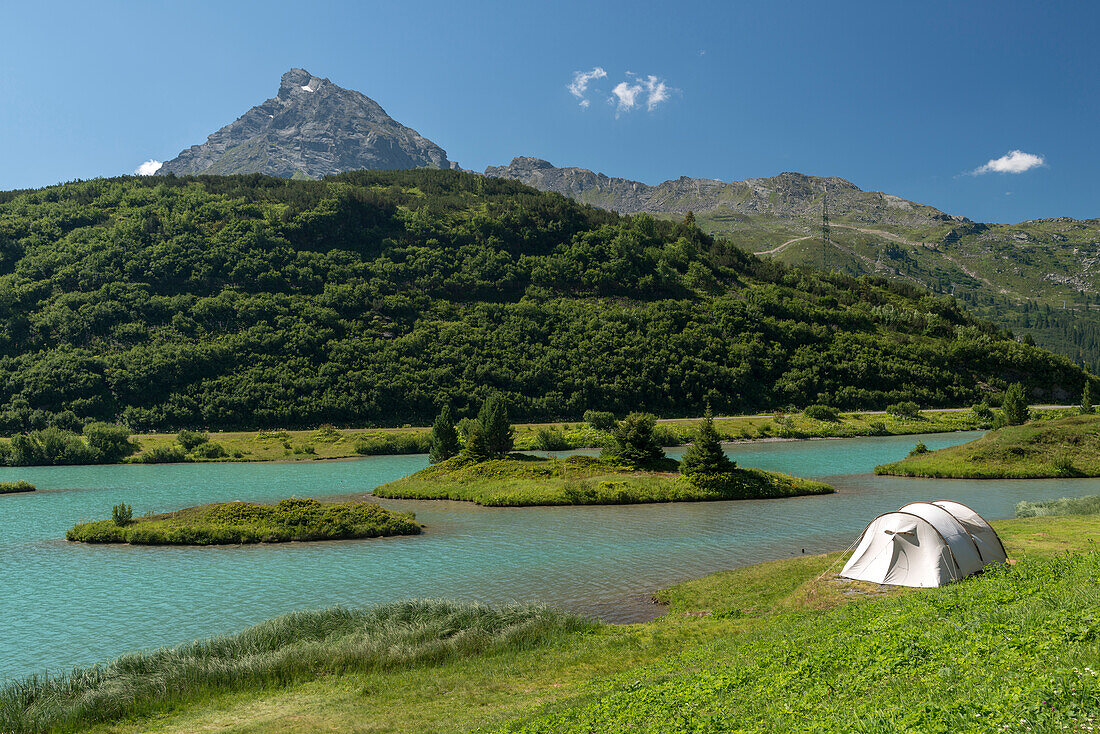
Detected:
left=1082, top=378, right=1094, bottom=415
left=606, top=412, right=664, bottom=467
left=463, top=420, right=493, bottom=460
left=1001, top=382, right=1031, bottom=426
left=680, top=405, right=734, bottom=476
left=428, top=405, right=460, bottom=463
left=463, top=394, right=513, bottom=460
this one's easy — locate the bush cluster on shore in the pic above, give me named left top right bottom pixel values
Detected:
left=0, top=600, right=591, bottom=734
left=0, top=424, right=136, bottom=466
left=66, top=498, right=420, bottom=545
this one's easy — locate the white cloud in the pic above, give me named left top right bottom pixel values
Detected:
left=568, top=67, right=607, bottom=107
left=610, top=73, right=672, bottom=113
left=971, top=150, right=1045, bottom=175
left=611, top=80, right=643, bottom=112
left=642, top=76, right=670, bottom=110
left=135, top=159, right=162, bottom=176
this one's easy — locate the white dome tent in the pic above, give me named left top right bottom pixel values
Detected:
left=840, top=501, right=1007, bottom=588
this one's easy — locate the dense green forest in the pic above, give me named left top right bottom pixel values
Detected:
left=0, top=170, right=1090, bottom=431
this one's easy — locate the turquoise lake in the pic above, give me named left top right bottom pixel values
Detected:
left=4, top=430, right=1100, bottom=681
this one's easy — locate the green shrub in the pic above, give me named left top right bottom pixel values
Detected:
left=534, top=428, right=570, bottom=451
left=803, top=404, right=840, bottom=422
left=867, top=420, right=888, bottom=436
left=176, top=430, right=210, bottom=451
left=885, top=401, right=921, bottom=420
left=605, top=413, right=665, bottom=467
left=3, top=424, right=135, bottom=466
left=192, top=442, right=228, bottom=459
left=908, top=441, right=929, bottom=457
left=83, top=423, right=138, bottom=462
left=112, top=503, right=133, bottom=526
left=971, top=400, right=994, bottom=421
left=140, top=444, right=188, bottom=463
left=314, top=425, right=342, bottom=442
left=582, top=410, right=618, bottom=432
left=651, top=425, right=685, bottom=447
left=353, top=434, right=430, bottom=456
left=0, top=480, right=35, bottom=494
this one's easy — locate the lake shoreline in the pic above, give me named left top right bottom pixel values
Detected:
left=3, top=406, right=1074, bottom=468
left=6, top=429, right=1093, bottom=685
left=6, top=513, right=1098, bottom=734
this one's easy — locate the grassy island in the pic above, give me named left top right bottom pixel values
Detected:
left=0, top=480, right=35, bottom=494
left=875, top=413, right=1100, bottom=478
left=65, top=498, right=420, bottom=545
left=372, top=453, right=833, bottom=507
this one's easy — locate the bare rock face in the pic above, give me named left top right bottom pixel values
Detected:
left=158, top=69, right=455, bottom=178
left=484, top=157, right=968, bottom=226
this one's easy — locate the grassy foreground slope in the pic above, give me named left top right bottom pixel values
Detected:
left=0, top=171, right=1090, bottom=433
left=4, top=514, right=1095, bottom=734
left=66, top=498, right=420, bottom=544
left=372, top=454, right=832, bottom=506
left=876, top=413, right=1100, bottom=478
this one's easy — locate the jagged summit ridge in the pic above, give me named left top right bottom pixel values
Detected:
left=484, top=157, right=967, bottom=225
left=158, top=69, right=455, bottom=179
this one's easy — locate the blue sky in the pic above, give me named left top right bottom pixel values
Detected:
left=1, top=0, right=1096, bottom=223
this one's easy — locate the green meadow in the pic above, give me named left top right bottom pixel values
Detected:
left=876, top=413, right=1100, bottom=478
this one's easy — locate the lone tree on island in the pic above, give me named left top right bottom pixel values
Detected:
left=1001, top=382, right=1031, bottom=426
left=606, top=412, right=664, bottom=467
left=428, top=405, right=460, bottom=463
left=680, top=405, right=735, bottom=476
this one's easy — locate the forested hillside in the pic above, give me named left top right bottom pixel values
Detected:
left=486, top=158, right=1100, bottom=370
left=0, top=170, right=1088, bottom=432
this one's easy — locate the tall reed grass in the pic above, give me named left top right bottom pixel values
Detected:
left=1016, top=494, right=1100, bottom=518
left=0, top=599, right=594, bottom=734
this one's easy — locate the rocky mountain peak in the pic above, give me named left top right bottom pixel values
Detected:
left=158, top=69, right=454, bottom=179
left=485, top=158, right=965, bottom=225
left=506, top=156, right=557, bottom=170
left=278, top=68, right=327, bottom=97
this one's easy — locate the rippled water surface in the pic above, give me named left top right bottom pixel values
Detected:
left=4, top=431, right=1099, bottom=680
